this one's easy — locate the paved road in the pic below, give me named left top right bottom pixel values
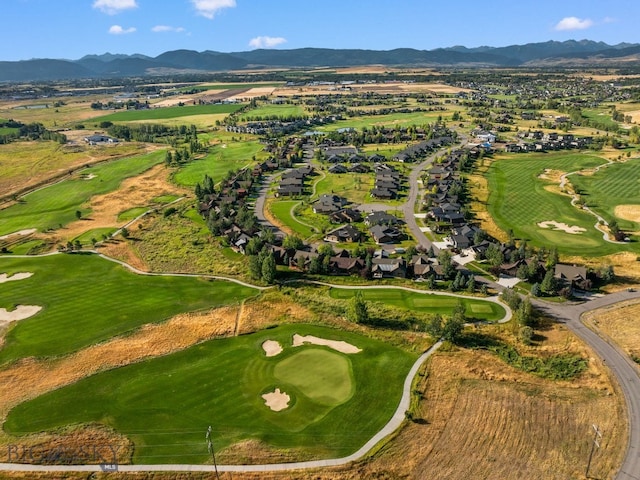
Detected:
left=532, top=291, right=640, bottom=480
left=253, top=172, right=287, bottom=238
left=401, top=154, right=440, bottom=253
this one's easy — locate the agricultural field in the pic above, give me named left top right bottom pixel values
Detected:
left=89, top=103, right=244, bottom=124
left=0, top=150, right=166, bottom=237
left=239, top=103, right=307, bottom=120
left=0, top=253, right=256, bottom=364
left=485, top=152, right=628, bottom=256
left=3, top=323, right=415, bottom=464
left=177, top=82, right=284, bottom=92
left=329, top=288, right=506, bottom=321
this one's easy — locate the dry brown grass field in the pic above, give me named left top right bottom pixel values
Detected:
left=0, top=141, right=148, bottom=200
left=583, top=299, right=640, bottom=362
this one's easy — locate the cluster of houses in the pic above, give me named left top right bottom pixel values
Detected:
left=505, top=131, right=593, bottom=153
left=225, top=115, right=338, bottom=136
left=276, top=165, right=315, bottom=197
left=371, top=164, right=403, bottom=200
left=392, top=136, right=454, bottom=163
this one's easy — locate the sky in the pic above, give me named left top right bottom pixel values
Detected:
left=3, top=0, right=640, bottom=61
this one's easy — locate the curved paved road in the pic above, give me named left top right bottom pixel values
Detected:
left=532, top=292, right=640, bottom=480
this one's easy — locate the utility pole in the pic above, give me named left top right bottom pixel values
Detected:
left=585, top=424, right=602, bottom=479
left=206, top=425, right=222, bottom=480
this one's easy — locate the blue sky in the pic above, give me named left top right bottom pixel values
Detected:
left=3, top=0, right=639, bottom=61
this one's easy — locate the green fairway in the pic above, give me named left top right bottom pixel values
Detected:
left=172, top=140, right=265, bottom=186
left=485, top=152, right=632, bottom=255
left=0, top=254, right=256, bottom=363
left=90, top=104, right=244, bottom=123
left=4, top=324, right=415, bottom=464
left=0, top=151, right=165, bottom=236
left=570, top=159, right=640, bottom=233
left=117, top=207, right=149, bottom=222
left=314, top=172, right=373, bottom=205
left=329, top=288, right=506, bottom=321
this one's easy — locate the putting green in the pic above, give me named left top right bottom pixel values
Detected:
left=274, top=349, right=354, bottom=406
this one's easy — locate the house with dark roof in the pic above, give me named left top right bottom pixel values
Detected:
left=364, top=211, right=402, bottom=227
left=329, top=255, right=365, bottom=275
left=324, top=225, right=362, bottom=243
left=313, top=194, right=348, bottom=214
left=369, top=225, right=403, bottom=244
left=330, top=208, right=362, bottom=224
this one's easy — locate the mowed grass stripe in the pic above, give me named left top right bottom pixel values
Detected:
left=0, top=151, right=165, bottom=236
left=4, top=324, right=415, bottom=464
left=486, top=153, right=618, bottom=255
left=90, top=103, right=244, bottom=123
left=328, top=288, right=505, bottom=321
left=0, top=254, right=256, bottom=363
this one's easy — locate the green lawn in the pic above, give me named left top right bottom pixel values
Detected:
left=269, top=200, right=317, bottom=239
left=317, top=111, right=444, bottom=132
left=570, top=159, right=640, bottom=233
left=240, top=104, right=307, bottom=120
left=0, top=151, right=165, bottom=237
left=4, top=324, right=415, bottom=464
left=314, top=172, right=373, bottom=205
left=117, top=207, right=149, bottom=222
left=485, top=152, right=632, bottom=255
left=90, top=104, right=244, bottom=123
left=73, top=227, right=118, bottom=245
left=173, top=140, right=265, bottom=187
left=0, top=254, right=256, bottom=364
left=329, top=288, right=506, bottom=321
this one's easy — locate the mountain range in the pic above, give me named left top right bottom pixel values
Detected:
left=2, top=40, right=639, bottom=82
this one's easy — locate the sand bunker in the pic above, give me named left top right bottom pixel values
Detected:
left=537, top=221, right=586, bottom=234
left=0, top=305, right=42, bottom=322
left=262, top=340, right=283, bottom=357
left=292, top=334, right=361, bottom=354
left=0, top=272, right=33, bottom=284
left=0, top=229, right=37, bottom=240
left=262, top=388, right=290, bottom=411
left=83, top=174, right=97, bottom=180
left=615, top=205, right=640, bottom=223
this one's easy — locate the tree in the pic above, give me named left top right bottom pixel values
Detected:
left=282, top=235, right=304, bottom=251
left=75, top=210, right=82, bottom=220
left=261, top=253, right=277, bottom=284
left=437, top=249, right=456, bottom=280
left=348, top=291, right=369, bottom=324
left=540, top=269, right=557, bottom=295
left=120, top=227, right=129, bottom=239
left=530, top=282, right=541, bottom=297
left=248, top=255, right=262, bottom=280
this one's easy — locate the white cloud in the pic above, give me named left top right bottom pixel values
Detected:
left=249, top=36, right=287, bottom=49
left=191, top=0, right=236, bottom=19
left=152, top=25, right=186, bottom=33
left=554, top=16, right=594, bottom=31
left=109, top=25, right=136, bottom=35
left=93, top=0, right=138, bottom=15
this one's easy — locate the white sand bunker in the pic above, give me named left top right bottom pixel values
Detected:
left=0, top=272, right=33, bottom=284
left=262, top=388, right=290, bottom=411
left=262, top=340, right=283, bottom=357
left=292, top=334, right=361, bottom=354
left=0, top=305, right=42, bottom=322
left=0, top=229, right=37, bottom=240
left=537, top=221, right=586, bottom=235
left=83, top=173, right=97, bottom=180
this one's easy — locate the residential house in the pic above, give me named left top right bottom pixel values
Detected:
left=369, top=225, right=403, bottom=244
left=371, top=258, right=406, bottom=279
left=324, top=225, right=362, bottom=243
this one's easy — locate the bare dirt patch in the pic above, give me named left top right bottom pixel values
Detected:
left=262, top=388, right=290, bottom=412
left=262, top=340, right=283, bottom=357
left=537, top=168, right=564, bottom=182
left=237, top=294, right=313, bottom=334
left=537, top=220, right=586, bottom=234
left=0, top=229, right=37, bottom=240
left=51, top=163, right=188, bottom=243
left=0, top=272, right=33, bottom=284
left=615, top=204, right=640, bottom=223
left=100, top=239, right=150, bottom=272
left=292, top=334, right=361, bottom=354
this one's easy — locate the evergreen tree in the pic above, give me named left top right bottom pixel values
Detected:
left=261, top=253, right=277, bottom=284
left=348, top=291, right=369, bottom=324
